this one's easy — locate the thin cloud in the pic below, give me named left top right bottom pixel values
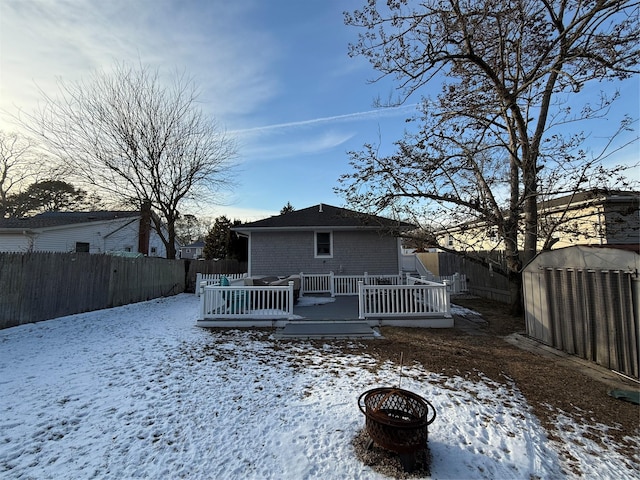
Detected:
left=232, top=103, right=419, bottom=136
left=0, top=0, right=279, bottom=124
left=238, top=131, right=356, bottom=163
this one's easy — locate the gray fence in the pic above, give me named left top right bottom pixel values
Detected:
left=0, top=252, right=186, bottom=329
left=417, top=251, right=511, bottom=303
left=185, top=259, right=248, bottom=293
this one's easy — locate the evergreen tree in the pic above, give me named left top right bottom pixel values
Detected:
left=6, top=180, right=96, bottom=217
left=280, top=202, right=295, bottom=214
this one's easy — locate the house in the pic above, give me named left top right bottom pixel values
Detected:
left=233, top=203, right=415, bottom=277
left=180, top=240, right=205, bottom=259
left=438, top=190, right=639, bottom=252
left=0, top=203, right=173, bottom=257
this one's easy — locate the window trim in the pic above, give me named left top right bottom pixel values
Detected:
left=314, top=231, right=333, bottom=258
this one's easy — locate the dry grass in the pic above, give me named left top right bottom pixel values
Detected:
left=336, top=296, right=639, bottom=476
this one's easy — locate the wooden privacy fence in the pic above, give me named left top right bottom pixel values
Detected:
left=185, top=259, right=247, bottom=293
left=524, top=266, right=639, bottom=379
left=417, top=251, right=509, bottom=303
left=196, top=273, right=248, bottom=296
left=0, top=252, right=186, bottom=329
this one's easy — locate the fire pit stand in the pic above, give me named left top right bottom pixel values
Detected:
left=358, top=387, right=436, bottom=472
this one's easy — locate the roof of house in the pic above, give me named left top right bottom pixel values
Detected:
left=538, top=189, right=639, bottom=212
left=234, top=203, right=415, bottom=232
left=0, top=211, right=140, bottom=230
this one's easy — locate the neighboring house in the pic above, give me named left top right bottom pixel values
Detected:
left=438, top=190, right=639, bottom=252
left=233, top=203, right=415, bottom=276
left=180, top=240, right=205, bottom=259
left=0, top=204, right=174, bottom=257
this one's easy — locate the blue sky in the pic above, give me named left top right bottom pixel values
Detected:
left=1, top=0, right=638, bottom=222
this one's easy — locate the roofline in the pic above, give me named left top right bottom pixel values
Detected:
left=0, top=215, right=143, bottom=234
left=433, top=191, right=639, bottom=234
left=233, top=225, right=414, bottom=234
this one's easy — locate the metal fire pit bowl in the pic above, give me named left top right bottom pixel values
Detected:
left=358, top=387, right=436, bottom=454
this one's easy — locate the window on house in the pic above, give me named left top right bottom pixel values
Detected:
left=124, top=246, right=132, bottom=252
left=315, top=231, right=332, bottom=257
left=75, top=242, right=90, bottom=253
left=447, top=235, right=454, bottom=247
left=150, top=247, right=157, bottom=255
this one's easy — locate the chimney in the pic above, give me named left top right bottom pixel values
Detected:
left=138, top=200, right=151, bottom=255
left=319, top=203, right=323, bottom=213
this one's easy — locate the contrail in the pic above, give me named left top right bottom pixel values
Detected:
left=232, top=103, right=419, bottom=135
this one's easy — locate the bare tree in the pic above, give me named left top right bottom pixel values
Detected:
left=0, top=131, right=62, bottom=218
left=341, top=0, right=639, bottom=311
left=175, top=214, right=208, bottom=246
left=20, top=63, right=237, bottom=258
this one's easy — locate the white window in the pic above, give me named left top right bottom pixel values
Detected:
left=447, top=235, right=454, bottom=247
left=150, top=247, right=157, bottom=255
left=315, top=231, right=332, bottom=258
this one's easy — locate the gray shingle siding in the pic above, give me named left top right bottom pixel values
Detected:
left=250, top=230, right=399, bottom=276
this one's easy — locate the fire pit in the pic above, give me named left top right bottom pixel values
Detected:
left=358, top=387, right=436, bottom=455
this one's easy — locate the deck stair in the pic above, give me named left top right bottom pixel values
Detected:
left=274, top=320, right=377, bottom=339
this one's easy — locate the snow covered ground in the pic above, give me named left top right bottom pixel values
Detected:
left=0, top=294, right=636, bottom=479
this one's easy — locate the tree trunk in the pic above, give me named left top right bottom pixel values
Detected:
left=166, top=221, right=177, bottom=259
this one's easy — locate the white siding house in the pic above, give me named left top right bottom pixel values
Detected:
left=0, top=209, right=173, bottom=257
left=179, top=240, right=205, bottom=259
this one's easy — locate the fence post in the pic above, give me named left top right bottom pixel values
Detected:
left=364, top=272, right=369, bottom=285
left=358, top=281, right=365, bottom=319
left=299, top=272, right=305, bottom=297
left=196, top=273, right=202, bottom=296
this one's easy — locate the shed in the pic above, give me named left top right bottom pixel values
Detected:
left=523, top=245, right=639, bottom=379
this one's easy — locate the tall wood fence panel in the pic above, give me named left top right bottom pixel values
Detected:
left=185, top=259, right=248, bottom=293
left=417, top=251, right=511, bottom=303
left=0, top=252, right=186, bottom=329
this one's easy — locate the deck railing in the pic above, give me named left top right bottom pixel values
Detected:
left=196, top=273, right=248, bottom=296
left=406, top=273, right=468, bottom=294
left=358, top=280, right=450, bottom=319
left=200, top=281, right=295, bottom=320
left=300, top=272, right=403, bottom=297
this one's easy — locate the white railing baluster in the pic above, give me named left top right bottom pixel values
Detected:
left=357, top=283, right=450, bottom=319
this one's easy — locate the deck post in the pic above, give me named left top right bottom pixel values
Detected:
left=288, top=281, right=294, bottom=316
left=330, top=271, right=335, bottom=297
left=357, top=281, right=365, bottom=319
left=199, top=286, right=205, bottom=319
